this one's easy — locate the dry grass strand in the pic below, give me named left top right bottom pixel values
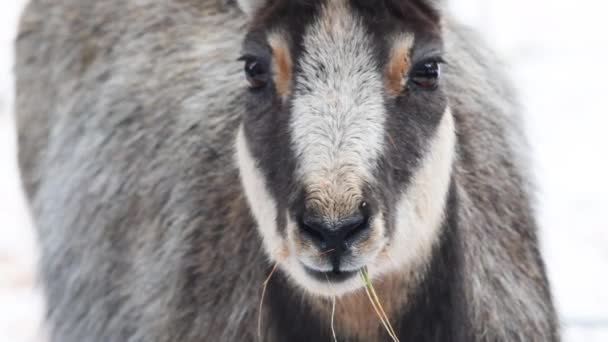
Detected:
left=360, top=267, right=400, bottom=342
left=257, top=263, right=279, bottom=341
left=331, top=296, right=338, bottom=342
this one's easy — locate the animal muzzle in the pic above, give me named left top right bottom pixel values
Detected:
left=290, top=177, right=384, bottom=280
left=297, top=201, right=371, bottom=273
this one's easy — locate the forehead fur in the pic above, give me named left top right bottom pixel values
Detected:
left=289, top=0, right=386, bottom=217
left=258, top=0, right=430, bottom=103
left=244, top=0, right=442, bottom=27
left=246, top=0, right=443, bottom=72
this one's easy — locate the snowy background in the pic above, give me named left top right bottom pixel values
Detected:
left=1, top=0, right=606, bottom=341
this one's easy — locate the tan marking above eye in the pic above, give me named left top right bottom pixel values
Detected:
left=385, top=35, right=415, bottom=96
left=268, top=34, right=292, bottom=98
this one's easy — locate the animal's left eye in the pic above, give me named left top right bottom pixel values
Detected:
left=239, top=55, right=269, bottom=90
left=409, top=60, right=441, bottom=90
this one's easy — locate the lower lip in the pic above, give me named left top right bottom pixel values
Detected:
left=303, top=265, right=360, bottom=282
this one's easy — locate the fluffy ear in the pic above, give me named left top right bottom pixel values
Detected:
left=414, top=0, right=445, bottom=10
left=237, top=0, right=268, bottom=15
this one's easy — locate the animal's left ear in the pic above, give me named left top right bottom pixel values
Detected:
left=388, top=0, right=445, bottom=24
left=416, top=0, right=446, bottom=13
left=408, top=0, right=445, bottom=25
left=237, top=0, right=268, bottom=16
left=420, top=0, right=445, bottom=6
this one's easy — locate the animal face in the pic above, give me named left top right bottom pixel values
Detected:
left=236, top=0, right=455, bottom=296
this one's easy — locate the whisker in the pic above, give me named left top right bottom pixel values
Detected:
left=319, top=248, right=336, bottom=256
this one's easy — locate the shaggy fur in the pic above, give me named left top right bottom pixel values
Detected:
left=15, top=0, right=559, bottom=341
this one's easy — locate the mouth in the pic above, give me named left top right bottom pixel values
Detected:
left=302, top=265, right=361, bottom=283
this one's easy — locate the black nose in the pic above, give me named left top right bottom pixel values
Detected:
left=298, top=208, right=370, bottom=253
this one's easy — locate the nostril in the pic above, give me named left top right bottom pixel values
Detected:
left=299, top=214, right=329, bottom=246
left=298, top=204, right=372, bottom=249
left=300, top=221, right=325, bottom=244
left=341, top=213, right=370, bottom=242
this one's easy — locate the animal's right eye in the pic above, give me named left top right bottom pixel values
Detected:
left=409, top=58, right=443, bottom=90
left=239, top=56, right=269, bottom=90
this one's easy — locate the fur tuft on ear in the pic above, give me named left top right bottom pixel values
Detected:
left=237, top=0, right=268, bottom=15
left=425, top=0, right=446, bottom=8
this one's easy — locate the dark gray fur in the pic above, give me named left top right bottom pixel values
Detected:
left=15, top=0, right=559, bottom=341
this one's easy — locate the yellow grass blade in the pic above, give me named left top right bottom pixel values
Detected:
left=258, top=263, right=279, bottom=341
left=367, top=274, right=398, bottom=339
left=360, top=268, right=400, bottom=342
left=331, top=296, right=338, bottom=342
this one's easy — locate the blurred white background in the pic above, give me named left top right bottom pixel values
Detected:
left=1, top=0, right=606, bottom=341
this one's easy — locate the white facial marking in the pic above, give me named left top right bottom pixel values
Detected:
left=290, top=0, right=385, bottom=205
left=235, top=126, right=285, bottom=259
left=236, top=0, right=267, bottom=15
left=373, top=108, right=456, bottom=278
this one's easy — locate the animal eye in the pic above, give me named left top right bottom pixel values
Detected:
left=409, top=60, right=441, bottom=90
left=240, top=56, right=269, bottom=90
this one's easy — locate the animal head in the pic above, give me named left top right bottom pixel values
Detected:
left=235, top=0, right=455, bottom=296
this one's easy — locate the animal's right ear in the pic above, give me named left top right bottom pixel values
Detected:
left=237, top=0, right=268, bottom=16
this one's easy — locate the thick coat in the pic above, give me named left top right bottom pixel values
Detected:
left=15, top=0, right=559, bottom=341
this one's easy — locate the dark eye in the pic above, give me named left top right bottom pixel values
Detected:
left=239, top=56, right=269, bottom=89
left=409, top=60, right=441, bottom=90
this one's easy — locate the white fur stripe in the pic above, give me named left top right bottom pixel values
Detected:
left=237, top=0, right=266, bottom=15
left=374, top=108, right=456, bottom=278
left=290, top=0, right=386, bottom=191
left=235, top=126, right=285, bottom=259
